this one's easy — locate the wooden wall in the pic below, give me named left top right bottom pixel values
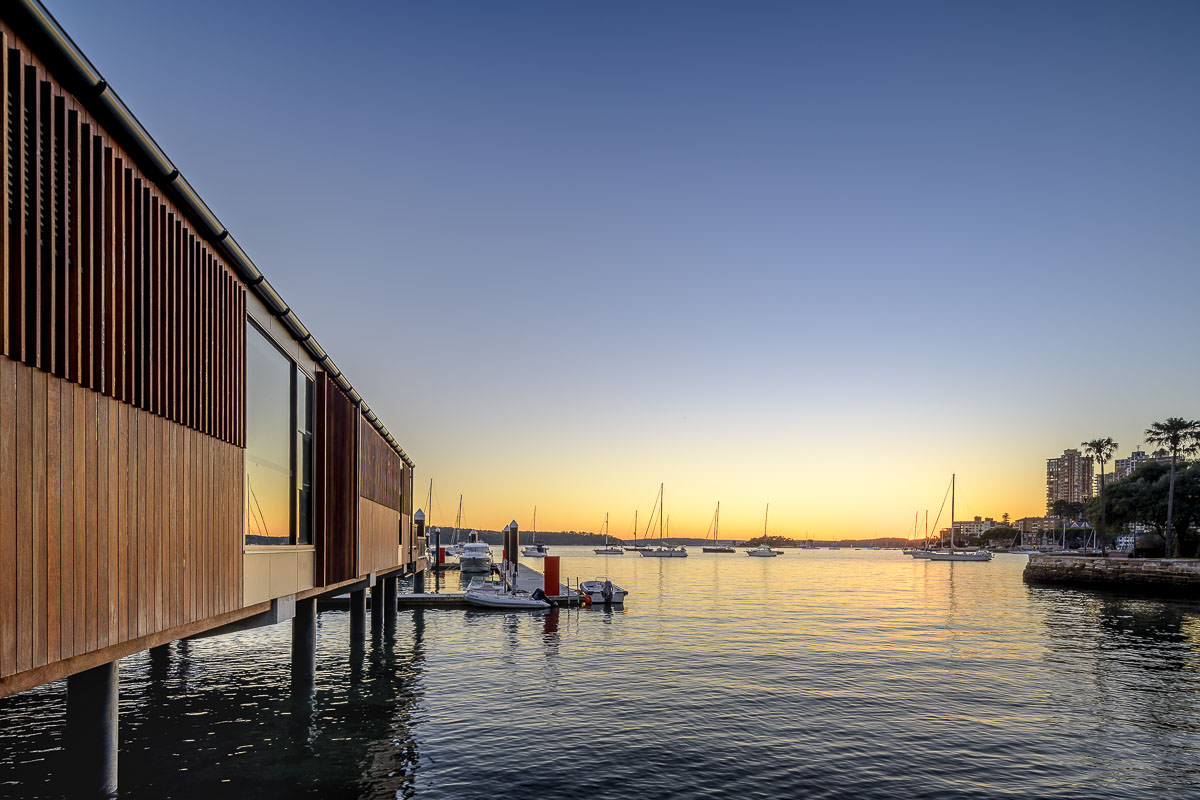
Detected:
left=0, top=25, right=245, bottom=448
left=314, top=372, right=357, bottom=585
left=357, top=417, right=411, bottom=574
left=0, top=356, right=243, bottom=683
left=359, top=416, right=402, bottom=512
left=358, top=497, right=400, bottom=577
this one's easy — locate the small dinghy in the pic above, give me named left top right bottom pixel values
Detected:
left=464, top=579, right=551, bottom=610
left=579, top=578, right=628, bottom=605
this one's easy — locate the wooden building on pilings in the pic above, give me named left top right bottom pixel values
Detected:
left=0, top=3, right=425, bottom=785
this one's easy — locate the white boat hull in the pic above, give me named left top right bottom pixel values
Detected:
left=579, top=580, right=628, bottom=604
left=464, top=582, right=550, bottom=609
left=640, top=547, right=687, bottom=558
left=459, top=557, right=491, bottom=572
left=593, top=548, right=624, bottom=555
left=925, top=550, right=993, bottom=562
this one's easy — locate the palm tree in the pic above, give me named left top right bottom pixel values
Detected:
left=1082, top=437, right=1118, bottom=550
left=1144, top=418, right=1200, bottom=557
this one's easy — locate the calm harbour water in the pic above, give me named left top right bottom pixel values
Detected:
left=2, top=547, right=1200, bottom=799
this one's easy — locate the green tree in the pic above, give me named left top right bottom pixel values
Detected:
left=1052, top=499, right=1085, bottom=520
left=1082, top=437, right=1118, bottom=547
left=1097, top=461, right=1200, bottom=556
left=1144, top=417, right=1200, bottom=557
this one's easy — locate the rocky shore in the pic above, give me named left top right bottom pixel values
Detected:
left=1023, top=554, right=1200, bottom=598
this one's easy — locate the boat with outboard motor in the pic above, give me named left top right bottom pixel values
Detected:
left=464, top=578, right=551, bottom=610
left=579, top=578, right=628, bottom=604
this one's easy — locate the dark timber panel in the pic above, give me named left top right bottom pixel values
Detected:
left=358, top=416, right=403, bottom=513
left=0, top=23, right=245, bottom=447
left=0, top=357, right=243, bottom=685
left=315, top=372, right=357, bottom=585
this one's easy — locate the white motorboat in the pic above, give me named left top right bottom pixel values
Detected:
left=459, top=540, right=493, bottom=572
left=522, top=542, right=550, bottom=558
left=593, top=512, right=624, bottom=554
left=522, top=506, right=549, bottom=557
left=746, top=543, right=782, bottom=557
left=579, top=578, right=628, bottom=604
left=909, top=549, right=935, bottom=559
left=464, top=579, right=551, bottom=610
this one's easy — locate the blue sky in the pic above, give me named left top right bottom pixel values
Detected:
left=46, top=0, right=1200, bottom=535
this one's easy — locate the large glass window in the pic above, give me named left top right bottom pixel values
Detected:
left=245, top=322, right=313, bottom=545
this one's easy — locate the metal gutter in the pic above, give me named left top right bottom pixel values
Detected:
left=7, top=0, right=413, bottom=469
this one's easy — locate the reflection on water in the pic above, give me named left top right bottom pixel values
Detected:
left=2, top=549, right=1199, bottom=799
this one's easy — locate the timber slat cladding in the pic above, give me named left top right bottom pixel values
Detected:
left=359, top=416, right=403, bottom=512
left=315, top=372, right=358, bottom=585
left=0, top=358, right=242, bottom=681
left=0, top=23, right=245, bottom=447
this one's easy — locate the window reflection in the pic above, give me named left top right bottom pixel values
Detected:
left=245, top=324, right=293, bottom=545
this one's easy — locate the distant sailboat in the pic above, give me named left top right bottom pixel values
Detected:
left=594, top=512, right=623, bottom=555
left=926, top=475, right=992, bottom=562
left=641, top=484, right=687, bottom=558
left=701, top=502, right=735, bottom=553
left=747, top=503, right=782, bottom=557
left=522, top=506, right=549, bottom=557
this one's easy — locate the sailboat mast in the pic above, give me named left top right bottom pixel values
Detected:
left=427, top=479, right=433, bottom=526
left=715, top=502, right=720, bottom=542
left=924, top=509, right=929, bottom=547
left=950, top=474, right=956, bottom=552
left=659, top=483, right=664, bottom=545
left=455, top=494, right=462, bottom=544
left=633, top=510, right=637, bottom=546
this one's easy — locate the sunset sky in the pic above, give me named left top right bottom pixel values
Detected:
left=48, top=1, right=1200, bottom=539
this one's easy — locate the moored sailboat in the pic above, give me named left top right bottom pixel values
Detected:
left=641, top=484, right=687, bottom=558
left=746, top=503, right=783, bottom=556
left=701, top=502, right=735, bottom=553
left=522, top=506, right=549, bottom=557
left=926, top=475, right=992, bottom=562
left=594, top=512, right=623, bottom=555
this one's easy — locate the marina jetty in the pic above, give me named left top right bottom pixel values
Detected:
left=0, top=3, right=428, bottom=795
left=1023, top=554, right=1200, bottom=597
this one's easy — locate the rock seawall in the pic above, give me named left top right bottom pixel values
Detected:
left=1023, top=555, right=1200, bottom=598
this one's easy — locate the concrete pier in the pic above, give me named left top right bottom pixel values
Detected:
left=370, top=580, right=384, bottom=632
left=66, top=661, right=119, bottom=797
left=292, top=597, right=317, bottom=684
left=349, top=589, right=367, bottom=641
left=1024, top=555, right=1200, bottom=597
left=384, top=576, right=399, bottom=616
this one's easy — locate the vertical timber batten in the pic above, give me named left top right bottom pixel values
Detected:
left=0, top=10, right=413, bottom=700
